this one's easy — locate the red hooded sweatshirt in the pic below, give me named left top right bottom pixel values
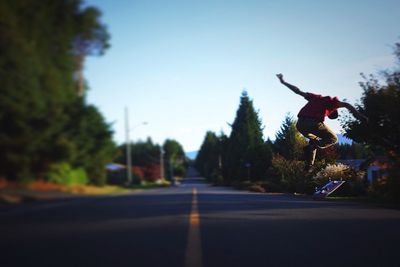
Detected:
left=298, top=93, right=340, bottom=122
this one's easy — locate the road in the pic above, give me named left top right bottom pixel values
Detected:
left=1, top=168, right=400, bottom=267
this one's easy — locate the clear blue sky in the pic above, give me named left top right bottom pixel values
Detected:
left=84, top=0, right=399, bottom=152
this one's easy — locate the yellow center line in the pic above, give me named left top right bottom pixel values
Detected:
left=184, top=188, right=203, bottom=267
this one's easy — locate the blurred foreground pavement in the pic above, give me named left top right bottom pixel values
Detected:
left=1, top=168, right=400, bottom=267
left=0, top=187, right=81, bottom=204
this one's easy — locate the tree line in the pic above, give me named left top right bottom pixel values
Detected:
left=196, top=42, right=400, bottom=201
left=0, top=0, right=113, bottom=185
left=0, top=0, right=189, bottom=187
left=111, top=138, right=188, bottom=185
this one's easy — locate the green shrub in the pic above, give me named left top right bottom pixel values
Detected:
left=46, top=162, right=88, bottom=185
left=173, top=165, right=186, bottom=177
left=271, top=154, right=315, bottom=194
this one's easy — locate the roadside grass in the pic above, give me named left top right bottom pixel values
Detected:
left=10, top=179, right=170, bottom=194
left=27, top=180, right=132, bottom=195
left=0, top=178, right=171, bottom=204
left=61, top=184, right=131, bottom=195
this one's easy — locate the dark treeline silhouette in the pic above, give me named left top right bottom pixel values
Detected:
left=336, top=142, right=369, bottom=160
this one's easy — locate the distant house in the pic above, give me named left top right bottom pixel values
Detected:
left=105, top=163, right=126, bottom=172
left=365, top=157, right=389, bottom=184
left=336, top=157, right=389, bottom=184
left=105, top=163, right=127, bottom=185
left=337, top=134, right=353, bottom=145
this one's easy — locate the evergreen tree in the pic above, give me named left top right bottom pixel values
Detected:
left=65, top=99, right=115, bottom=185
left=115, top=138, right=161, bottom=183
left=336, top=143, right=369, bottom=159
left=72, top=5, right=110, bottom=96
left=116, top=138, right=160, bottom=167
left=0, top=0, right=112, bottom=183
left=225, top=91, right=271, bottom=181
left=163, top=139, right=187, bottom=178
left=195, top=131, right=220, bottom=180
left=273, top=114, right=307, bottom=160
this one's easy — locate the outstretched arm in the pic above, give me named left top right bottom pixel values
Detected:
left=338, top=101, right=369, bottom=123
left=276, top=73, right=307, bottom=98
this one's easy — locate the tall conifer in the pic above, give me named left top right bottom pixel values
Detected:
left=225, top=91, right=271, bottom=181
left=274, top=114, right=307, bottom=160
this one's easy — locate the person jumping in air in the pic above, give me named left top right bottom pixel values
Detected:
left=276, top=73, right=368, bottom=171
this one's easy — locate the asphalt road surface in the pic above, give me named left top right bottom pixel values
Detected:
left=1, top=168, right=400, bottom=267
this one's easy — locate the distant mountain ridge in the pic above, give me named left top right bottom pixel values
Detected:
left=337, top=134, right=353, bottom=145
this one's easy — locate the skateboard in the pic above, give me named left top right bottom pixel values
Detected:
left=313, top=180, right=345, bottom=199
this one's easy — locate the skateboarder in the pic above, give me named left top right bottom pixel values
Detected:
left=276, top=73, right=368, bottom=171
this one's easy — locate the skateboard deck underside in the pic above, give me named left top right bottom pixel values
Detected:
left=313, top=180, right=345, bottom=199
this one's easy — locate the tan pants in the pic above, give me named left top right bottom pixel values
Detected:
left=296, top=117, right=338, bottom=166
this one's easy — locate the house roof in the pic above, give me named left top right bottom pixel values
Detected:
left=105, top=163, right=126, bottom=171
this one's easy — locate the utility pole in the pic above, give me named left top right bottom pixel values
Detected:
left=125, top=107, right=132, bottom=185
left=160, top=147, right=164, bottom=180
left=124, top=108, right=148, bottom=186
left=169, top=159, right=174, bottom=184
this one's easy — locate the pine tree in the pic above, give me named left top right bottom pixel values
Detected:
left=65, top=99, right=115, bottom=185
left=225, top=91, right=271, bottom=181
left=274, top=114, right=307, bottom=160
left=195, top=131, right=220, bottom=180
